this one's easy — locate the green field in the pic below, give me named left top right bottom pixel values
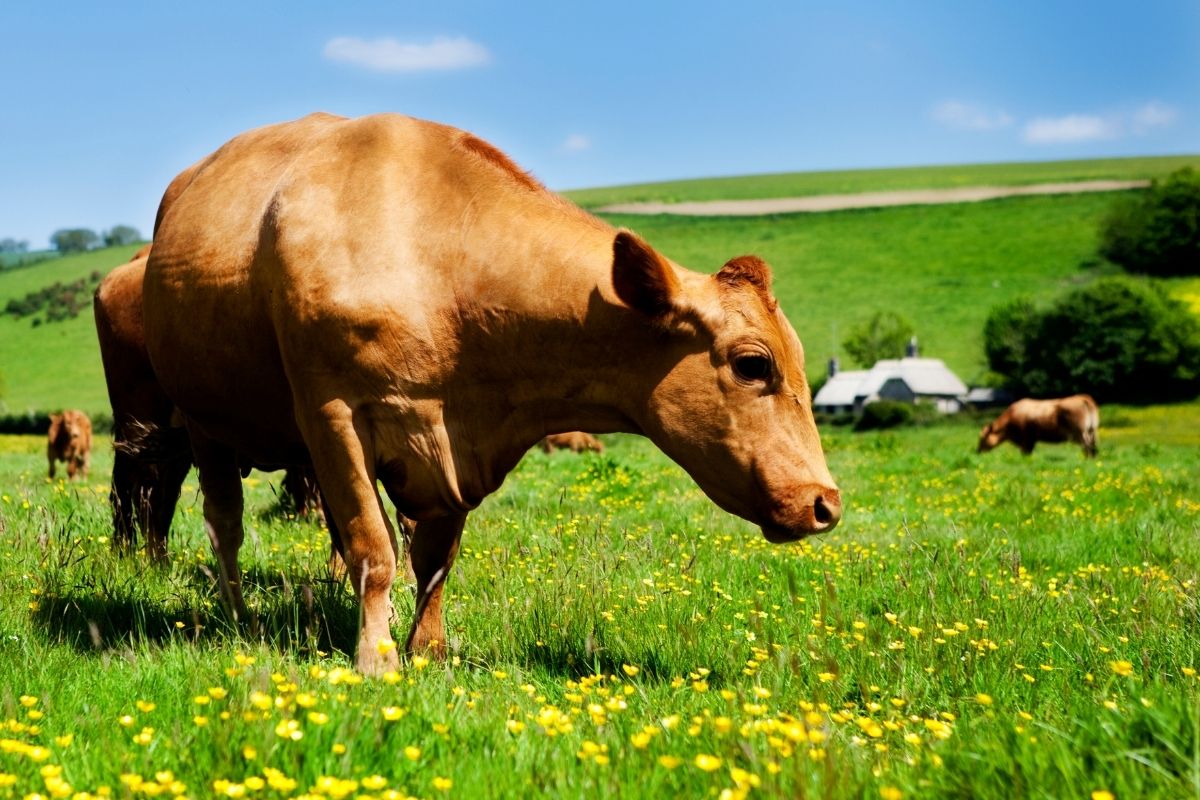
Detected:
left=1, top=399, right=1197, bottom=799
left=0, top=244, right=144, bottom=415
left=0, top=194, right=1173, bottom=416
left=5, top=155, right=1200, bottom=416
left=563, top=154, right=1200, bottom=208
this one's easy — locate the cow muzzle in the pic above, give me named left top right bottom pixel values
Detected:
left=760, top=484, right=842, bottom=542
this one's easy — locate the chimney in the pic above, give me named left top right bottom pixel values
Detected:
left=828, top=356, right=839, bottom=378
left=905, top=336, right=919, bottom=358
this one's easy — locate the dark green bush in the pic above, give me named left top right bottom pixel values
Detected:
left=854, top=400, right=914, bottom=431
left=983, top=277, right=1200, bottom=403
left=1099, top=168, right=1200, bottom=277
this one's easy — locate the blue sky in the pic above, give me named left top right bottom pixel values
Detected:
left=1, top=0, right=1197, bottom=248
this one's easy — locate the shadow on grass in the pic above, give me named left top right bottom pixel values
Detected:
left=509, top=631, right=713, bottom=686
left=30, top=567, right=360, bottom=660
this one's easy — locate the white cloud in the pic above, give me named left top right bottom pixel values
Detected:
left=1132, top=101, right=1178, bottom=133
left=932, top=101, right=1013, bottom=131
left=559, top=134, right=591, bottom=153
left=323, top=35, right=490, bottom=73
left=1022, top=114, right=1119, bottom=144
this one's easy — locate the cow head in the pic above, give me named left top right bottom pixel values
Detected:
left=977, top=423, right=1002, bottom=453
left=47, top=413, right=64, bottom=445
left=611, top=230, right=841, bottom=541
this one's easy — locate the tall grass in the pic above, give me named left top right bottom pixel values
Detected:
left=0, top=402, right=1197, bottom=798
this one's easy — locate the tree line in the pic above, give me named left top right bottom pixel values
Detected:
left=49, top=225, right=142, bottom=253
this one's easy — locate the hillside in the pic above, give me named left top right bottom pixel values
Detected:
left=564, top=154, right=1200, bottom=208
left=3, top=155, right=1198, bottom=417
left=0, top=244, right=143, bottom=414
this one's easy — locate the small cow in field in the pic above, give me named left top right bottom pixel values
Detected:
left=47, top=410, right=93, bottom=480
left=540, top=432, right=605, bottom=454
left=978, top=394, right=1099, bottom=458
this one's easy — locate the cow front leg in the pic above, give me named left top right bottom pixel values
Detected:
left=404, top=513, right=465, bottom=660
left=188, top=426, right=248, bottom=622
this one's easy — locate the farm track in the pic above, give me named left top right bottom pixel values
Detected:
left=595, top=179, right=1149, bottom=216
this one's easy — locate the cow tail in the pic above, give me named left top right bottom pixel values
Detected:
left=1085, top=398, right=1100, bottom=457
left=114, top=421, right=192, bottom=468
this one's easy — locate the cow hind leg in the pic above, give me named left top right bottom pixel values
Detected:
left=110, top=450, right=138, bottom=554
left=145, top=453, right=192, bottom=564
left=404, top=513, right=465, bottom=660
left=188, top=426, right=249, bottom=623
left=301, top=409, right=399, bottom=675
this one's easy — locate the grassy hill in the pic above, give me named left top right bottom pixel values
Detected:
left=3, top=155, right=1198, bottom=417
left=602, top=191, right=1129, bottom=384
left=0, top=244, right=143, bottom=415
left=564, top=153, right=1200, bottom=208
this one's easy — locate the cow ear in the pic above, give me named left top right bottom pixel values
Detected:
left=612, top=230, right=680, bottom=317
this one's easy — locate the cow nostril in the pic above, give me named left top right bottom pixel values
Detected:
left=811, top=494, right=840, bottom=532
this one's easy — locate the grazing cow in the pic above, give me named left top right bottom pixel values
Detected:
left=540, top=432, right=605, bottom=454
left=977, top=395, right=1099, bottom=458
left=94, top=249, right=344, bottom=562
left=47, top=410, right=92, bottom=481
left=142, top=112, right=841, bottom=674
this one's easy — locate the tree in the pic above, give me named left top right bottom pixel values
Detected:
left=50, top=228, right=99, bottom=253
left=983, top=278, right=1200, bottom=403
left=1099, top=168, right=1200, bottom=277
left=982, top=299, right=1038, bottom=379
left=843, top=311, right=915, bottom=368
left=103, top=225, right=142, bottom=247
left=0, top=238, right=28, bottom=253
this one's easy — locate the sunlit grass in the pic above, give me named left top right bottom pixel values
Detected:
left=1, top=408, right=1198, bottom=798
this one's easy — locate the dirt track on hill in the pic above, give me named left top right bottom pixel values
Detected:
left=594, top=179, right=1149, bottom=216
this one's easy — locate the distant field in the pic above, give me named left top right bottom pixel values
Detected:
left=0, top=244, right=143, bottom=414
left=564, top=154, right=1200, bottom=208
left=3, top=158, right=1198, bottom=416
left=603, top=191, right=1133, bottom=384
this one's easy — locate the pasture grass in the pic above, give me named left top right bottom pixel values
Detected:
left=564, top=154, right=1200, bottom=208
left=1, top=402, right=1198, bottom=799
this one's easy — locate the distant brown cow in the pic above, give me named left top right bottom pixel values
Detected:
left=540, top=432, right=605, bottom=454
left=978, top=395, right=1099, bottom=458
left=47, top=410, right=92, bottom=480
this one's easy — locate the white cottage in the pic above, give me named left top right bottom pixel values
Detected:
left=813, top=344, right=969, bottom=415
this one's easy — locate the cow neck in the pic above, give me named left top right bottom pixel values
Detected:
left=438, top=222, right=677, bottom=503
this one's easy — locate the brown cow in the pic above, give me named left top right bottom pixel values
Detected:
left=142, top=112, right=841, bottom=674
left=540, top=432, right=605, bottom=454
left=95, top=249, right=347, bottom=562
left=977, top=395, right=1100, bottom=458
left=47, top=410, right=92, bottom=481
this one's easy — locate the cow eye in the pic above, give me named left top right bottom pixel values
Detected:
left=733, top=354, right=773, bottom=383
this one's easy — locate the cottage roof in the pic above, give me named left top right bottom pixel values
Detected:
left=812, top=370, right=870, bottom=408
left=856, top=357, right=968, bottom=399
